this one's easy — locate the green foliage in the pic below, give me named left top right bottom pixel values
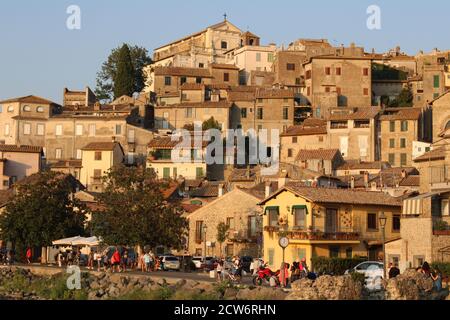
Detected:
left=0, top=271, right=88, bottom=300
left=372, top=63, right=408, bottom=81
left=387, top=86, right=413, bottom=108
left=202, top=117, right=222, bottom=131
left=350, top=271, right=367, bottom=285
left=0, top=172, right=86, bottom=256
left=95, top=44, right=152, bottom=102
left=311, top=256, right=367, bottom=275
left=91, top=165, right=188, bottom=249
left=434, top=220, right=449, bottom=231
left=113, top=44, right=135, bottom=99
left=216, top=222, right=230, bottom=255
left=431, top=263, right=450, bottom=277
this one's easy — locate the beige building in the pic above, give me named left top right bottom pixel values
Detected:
left=430, top=91, right=450, bottom=141
left=327, top=107, right=380, bottom=162
left=79, top=141, right=125, bottom=192
left=303, top=56, right=373, bottom=117
left=379, top=108, right=430, bottom=167
left=154, top=100, right=232, bottom=132
left=0, top=145, right=43, bottom=190
left=295, top=149, right=344, bottom=176
left=280, top=119, right=328, bottom=164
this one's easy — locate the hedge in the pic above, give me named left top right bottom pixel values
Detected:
left=311, top=256, right=367, bottom=275
left=431, top=263, right=450, bottom=277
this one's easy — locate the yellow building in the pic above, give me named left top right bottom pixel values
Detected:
left=79, top=141, right=125, bottom=192
left=259, top=183, right=402, bottom=270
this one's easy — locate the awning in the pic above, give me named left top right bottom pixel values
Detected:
left=52, top=236, right=83, bottom=246
left=264, top=206, right=279, bottom=215
left=71, top=236, right=101, bottom=247
left=292, top=205, right=308, bottom=215
left=402, top=191, right=443, bottom=216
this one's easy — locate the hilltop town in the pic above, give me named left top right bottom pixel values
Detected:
left=0, top=18, right=449, bottom=283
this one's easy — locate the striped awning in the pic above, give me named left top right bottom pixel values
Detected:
left=402, top=192, right=442, bottom=216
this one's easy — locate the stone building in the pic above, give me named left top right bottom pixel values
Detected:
left=295, top=149, right=344, bottom=176
left=187, top=183, right=272, bottom=258
left=303, top=56, right=373, bottom=117
left=379, top=107, right=431, bottom=167
left=430, top=91, right=450, bottom=142
left=280, top=120, right=328, bottom=164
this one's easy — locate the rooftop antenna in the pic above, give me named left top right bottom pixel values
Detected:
left=223, top=13, right=228, bottom=21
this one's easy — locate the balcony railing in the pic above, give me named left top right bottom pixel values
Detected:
left=288, top=231, right=359, bottom=241
left=90, top=177, right=103, bottom=185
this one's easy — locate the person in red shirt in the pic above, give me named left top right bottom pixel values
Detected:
left=111, top=248, right=121, bottom=273
left=26, top=248, right=32, bottom=264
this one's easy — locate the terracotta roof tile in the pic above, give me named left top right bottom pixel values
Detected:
left=50, top=160, right=83, bottom=168
left=399, top=175, right=420, bottom=187
left=180, top=83, right=205, bottom=90
left=337, top=160, right=391, bottom=171
left=82, top=142, right=120, bottom=151
left=0, top=95, right=57, bottom=105
left=156, top=101, right=232, bottom=109
left=0, top=145, right=43, bottom=153
left=210, top=63, right=239, bottom=70
left=256, top=88, right=295, bottom=99
left=296, top=149, right=341, bottom=162
left=280, top=184, right=402, bottom=207
left=302, top=118, right=327, bottom=127
left=154, top=66, right=212, bottom=78
left=190, top=183, right=221, bottom=198
left=379, top=108, right=422, bottom=121
left=329, top=107, right=380, bottom=121
left=228, top=91, right=256, bottom=101
left=281, top=125, right=327, bottom=137
left=414, top=148, right=446, bottom=162
left=148, top=136, right=209, bottom=149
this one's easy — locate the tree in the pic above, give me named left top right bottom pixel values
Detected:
left=95, top=44, right=152, bottom=102
left=91, top=165, right=188, bottom=249
left=113, top=44, right=135, bottom=99
left=216, top=222, right=230, bottom=257
left=388, top=86, right=413, bottom=108
left=0, top=172, right=86, bottom=257
left=202, top=117, right=222, bottom=131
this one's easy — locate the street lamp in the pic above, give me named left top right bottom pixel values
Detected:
left=203, top=225, right=208, bottom=272
left=379, top=212, right=387, bottom=280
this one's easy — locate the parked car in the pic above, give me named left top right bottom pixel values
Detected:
left=345, top=261, right=384, bottom=290
left=160, top=256, right=181, bottom=271
left=192, top=256, right=204, bottom=269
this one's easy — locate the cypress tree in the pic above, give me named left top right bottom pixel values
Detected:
left=113, top=44, right=135, bottom=99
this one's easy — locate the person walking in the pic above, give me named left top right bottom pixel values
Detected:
left=87, top=249, right=94, bottom=270
left=94, top=250, right=102, bottom=272
left=279, top=262, right=290, bottom=287
left=388, top=263, right=400, bottom=279
left=290, top=258, right=301, bottom=282
left=143, top=252, right=151, bottom=272
left=121, top=250, right=128, bottom=272
left=103, top=251, right=110, bottom=272
left=26, top=248, right=32, bottom=264
left=216, top=258, right=224, bottom=282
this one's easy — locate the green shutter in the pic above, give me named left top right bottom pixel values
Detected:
left=196, top=167, right=204, bottom=178
left=292, top=205, right=308, bottom=215
left=434, top=75, right=440, bottom=88
left=163, top=168, right=170, bottom=179
left=264, top=206, right=279, bottom=215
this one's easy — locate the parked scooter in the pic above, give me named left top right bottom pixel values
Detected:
left=252, top=265, right=280, bottom=286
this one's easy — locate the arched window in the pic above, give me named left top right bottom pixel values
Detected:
left=445, top=120, right=450, bottom=131
left=36, top=106, right=44, bottom=113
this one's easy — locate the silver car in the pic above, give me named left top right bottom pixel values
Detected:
left=161, top=256, right=181, bottom=271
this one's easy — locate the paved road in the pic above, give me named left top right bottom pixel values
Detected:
left=5, top=263, right=255, bottom=285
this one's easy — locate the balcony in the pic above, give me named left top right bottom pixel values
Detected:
left=90, top=177, right=103, bottom=185
left=286, top=231, right=360, bottom=241
left=228, top=230, right=258, bottom=243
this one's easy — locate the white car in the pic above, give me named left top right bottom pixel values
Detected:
left=345, top=261, right=384, bottom=291
left=192, top=256, right=214, bottom=269
left=160, top=256, right=180, bottom=271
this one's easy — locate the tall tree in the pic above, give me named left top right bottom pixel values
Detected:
left=113, top=44, right=135, bottom=99
left=91, top=165, right=188, bottom=249
left=95, top=44, right=152, bottom=102
left=0, top=172, right=86, bottom=256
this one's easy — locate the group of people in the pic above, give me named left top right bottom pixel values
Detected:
left=416, top=261, right=443, bottom=291
left=0, top=247, right=14, bottom=265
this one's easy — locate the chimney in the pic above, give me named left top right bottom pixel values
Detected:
left=278, top=172, right=289, bottom=188
left=364, top=172, right=369, bottom=188
left=350, top=176, right=355, bottom=189
left=265, top=182, right=272, bottom=198
left=371, top=182, right=378, bottom=191
left=218, top=184, right=224, bottom=197
left=94, top=102, right=101, bottom=111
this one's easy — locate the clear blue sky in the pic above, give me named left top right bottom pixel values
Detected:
left=0, top=0, right=448, bottom=103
